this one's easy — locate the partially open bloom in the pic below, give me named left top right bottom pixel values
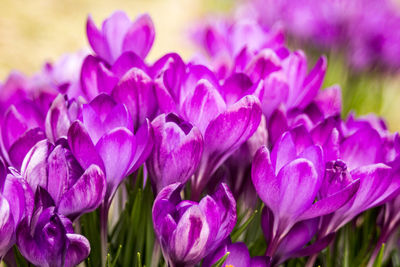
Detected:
left=152, top=182, right=236, bottom=266
left=21, top=139, right=106, bottom=221
left=67, top=93, right=153, bottom=204
left=252, top=132, right=359, bottom=257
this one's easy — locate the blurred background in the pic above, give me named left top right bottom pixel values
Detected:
left=0, top=0, right=232, bottom=78
left=1, top=0, right=400, bottom=130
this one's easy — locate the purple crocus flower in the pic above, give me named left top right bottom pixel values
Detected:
left=146, top=113, right=203, bottom=193
left=203, top=239, right=270, bottom=267
left=17, top=205, right=90, bottom=267
left=152, top=182, right=236, bottom=266
left=251, top=132, right=359, bottom=257
left=178, top=66, right=262, bottom=199
left=0, top=158, right=33, bottom=258
left=20, top=139, right=106, bottom=221
left=1, top=100, right=45, bottom=169
left=67, top=93, right=153, bottom=205
left=86, top=11, right=155, bottom=64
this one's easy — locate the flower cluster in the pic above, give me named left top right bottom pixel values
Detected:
left=0, top=9, right=400, bottom=267
left=236, top=0, right=400, bottom=71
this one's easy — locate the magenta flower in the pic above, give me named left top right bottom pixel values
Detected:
left=152, top=182, right=236, bottom=266
left=21, top=139, right=106, bottom=221
left=67, top=93, right=153, bottom=204
left=251, top=132, right=359, bottom=257
left=86, top=11, right=155, bottom=64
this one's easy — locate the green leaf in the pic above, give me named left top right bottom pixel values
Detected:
left=211, top=252, right=230, bottom=267
left=373, top=244, right=385, bottom=267
left=231, top=208, right=259, bottom=242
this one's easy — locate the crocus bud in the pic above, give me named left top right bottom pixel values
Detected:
left=86, top=11, right=155, bottom=64
left=147, top=113, right=203, bottom=193
left=16, top=206, right=90, bottom=267
left=152, top=182, right=236, bottom=266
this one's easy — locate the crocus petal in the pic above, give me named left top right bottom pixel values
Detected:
left=261, top=72, right=289, bottom=116
left=267, top=105, right=289, bottom=145
left=111, top=51, right=147, bottom=78
left=203, top=95, right=262, bottom=175
left=2, top=175, right=28, bottom=225
left=298, top=180, right=359, bottom=221
left=220, top=73, right=253, bottom=106
left=112, top=67, right=157, bottom=128
left=244, top=49, right=281, bottom=82
left=224, top=242, right=251, bottom=267
left=275, top=218, right=318, bottom=264
left=103, top=11, right=131, bottom=63
left=95, top=127, right=135, bottom=200
left=276, top=159, right=319, bottom=229
left=210, top=183, right=237, bottom=249
left=80, top=55, right=101, bottom=100
left=65, top=234, right=91, bottom=267
left=45, top=94, right=71, bottom=143
left=67, top=121, right=105, bottom=171
left=182, top=79, right=227, bottom=134
left=252, top=146, right=280, bottom=208
left=129, top=119, right=154, bottom=173
left=86, top=16, right=110, bottom=63
left=297, top=56, right=327, bottom=109
left=271, top=131, right=298, bottom=175
left=122, top=14, right=155, bottom=59
left=21, top=140, right=52, bottom=193
left=8, top=128, right=46, bottom=170
left=0, top=195, right=14, bottom=257
left=171, top=205, right=210, bottom=264
left=16, top=218, right=45, bottom=266
left=340, top=128, right=382, bottom=170
left=58, top=165, right=106, bottom=220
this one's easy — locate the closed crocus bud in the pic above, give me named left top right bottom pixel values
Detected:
left=251, top=132, right=359, bottom=257
left=1, top=100, right=45, bottom=169
left=67, top=93, right=153, bottom=204
left=0, top=158, right=33, bottom=258
left=16, top=206, right=90, bottom=267
left=86, top=11, right=155, bottom=64
left=147, top=113, right=203, bottom=193
left=152, top=182, right=236, bottom=267
left=45, top=94, right=82, bottom=143
left=21, top=139, right=106, bottom=221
